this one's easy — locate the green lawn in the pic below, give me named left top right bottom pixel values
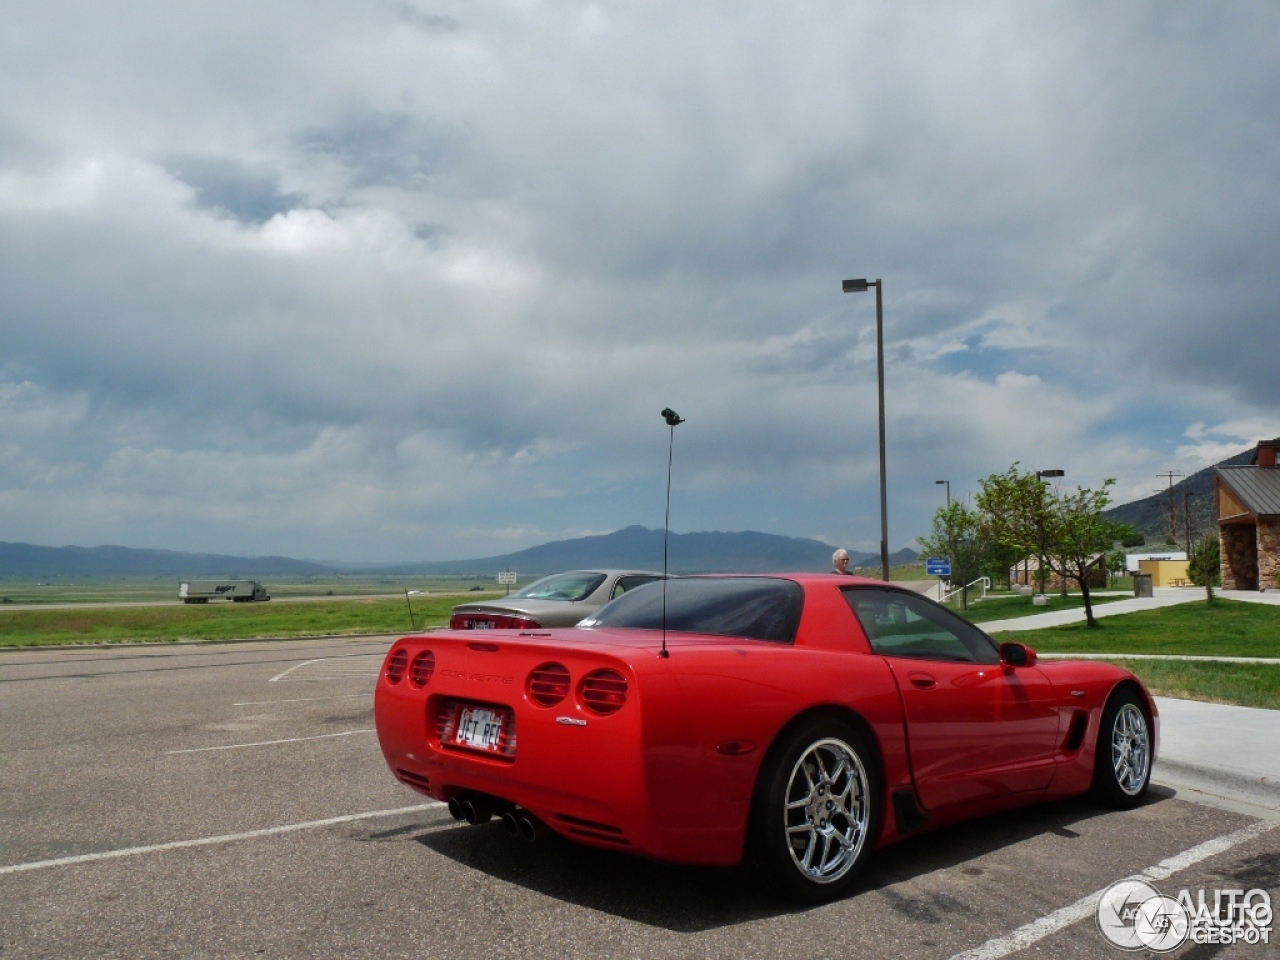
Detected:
left=0, top=576, right=506, bottom=605
left=996, top=598, right=1280, bottom=658
left=951, top=592, right=1127, bottom=624
left=0, top=594, right=504, bottom=647
left=993, top=599, right=1280, bottom=708
left=1105, top=659, right=1280, bottom=711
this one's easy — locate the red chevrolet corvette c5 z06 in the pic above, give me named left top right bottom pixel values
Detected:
left=374, top=575, right=1158, bottom=901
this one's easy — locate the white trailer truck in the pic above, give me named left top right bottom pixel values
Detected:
left=178, top=580, right=271, bottom=603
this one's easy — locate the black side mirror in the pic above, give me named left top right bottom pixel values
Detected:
left=1000, top=642, right=1037, bottom=668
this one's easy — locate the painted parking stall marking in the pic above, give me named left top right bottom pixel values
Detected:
left=0, top=803, right=444, bottom=877
left=946, top=818, right=1279, bottom=960
left=269, top=654, right=384, bottom=683
left=166, top=729, right=375, bottom=754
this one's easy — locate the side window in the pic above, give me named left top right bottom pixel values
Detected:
left=612, top=575, right=660, bottom=600
left=842, top=588, right=1000, bottom=664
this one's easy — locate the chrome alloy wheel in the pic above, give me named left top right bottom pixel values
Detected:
left=1111, top=703, right=1150, bottom=796
left=783, top=738, right=870, bottom=884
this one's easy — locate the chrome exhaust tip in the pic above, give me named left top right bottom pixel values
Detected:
left=447, top=798, right=467, bottom=822
left=498, top=811, right=519, bottom=836
left=462, top=799, right=494, bottom=825
left=516, top=815, right=540, bottom=842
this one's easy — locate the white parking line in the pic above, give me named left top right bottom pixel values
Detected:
left=946, top=819, right=1279, bottom=960
left=0, top=803, right=444, bottom=877
left=166, top=730, right=375, bottom=754
left=268, top=657, right=380, bottom=683
left=233, top=694, right=370, bottom=706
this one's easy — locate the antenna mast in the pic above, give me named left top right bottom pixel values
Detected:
left=659, top=407, right=684, bottom=659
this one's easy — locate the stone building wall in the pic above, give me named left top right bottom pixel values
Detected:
left=1220, top=523, right=1258, bottom=590
left=1259, top=519, right=1280, bottom=591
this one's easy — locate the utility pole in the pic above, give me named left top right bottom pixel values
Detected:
left=1183, top=492, right=1195, bottom=555
left=1157, top=471, right=1183, bottom=543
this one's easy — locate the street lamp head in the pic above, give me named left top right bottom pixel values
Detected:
left=1037, top=469, right=1065, bottom=479
left=842, top=278, right=870, bottom=293
left=935, top=480, right=947, bottom=485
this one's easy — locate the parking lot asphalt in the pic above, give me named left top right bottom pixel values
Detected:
left=2, top=638, right=1277, bottom=960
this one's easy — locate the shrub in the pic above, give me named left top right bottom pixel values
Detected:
left=1188, top=533, right=1221, bottom=588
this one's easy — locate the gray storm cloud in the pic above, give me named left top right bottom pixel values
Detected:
left=0, top=0, right=1277, bottom=560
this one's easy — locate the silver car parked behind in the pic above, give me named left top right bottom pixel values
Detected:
left=448, top=570, right=667, bottom=630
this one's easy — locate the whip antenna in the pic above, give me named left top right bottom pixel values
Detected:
left=659, top=407, right=684, bottom=659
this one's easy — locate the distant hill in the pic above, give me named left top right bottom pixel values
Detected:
left=1103, top=447, right=1254, bottom=545
left=0, top=541, right=329, bottom=580
left=0, top=528, right=920, bottom=580
left=373, top=526, right=919, bottom=576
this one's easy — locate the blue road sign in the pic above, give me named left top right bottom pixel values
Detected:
left=926, top=557, right=951, bottom=577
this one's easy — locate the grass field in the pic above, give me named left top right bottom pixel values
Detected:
left=998, top=599, right=1280, bottom=709
left=1105, top=659, right=1280, bottom=711
left=997, top=598, right=1280, bottom=658
left=0, top=593, right=504, bottom=647
left=948, top=592, right=1127, bottom=624
left=0, top=576, right=507, bottom=605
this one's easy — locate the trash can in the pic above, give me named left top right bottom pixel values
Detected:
left=1133, top=572, right=1153, bottom=598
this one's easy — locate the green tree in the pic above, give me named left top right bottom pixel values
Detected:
left=1188, top=532, right=1221, bottom=604
left=976, top=464, right=1050, bottom=592
left=1040, top=480, right=1125, bottom=628
left=981, top=540, right=1023, bottom=591
left=1117, top=525, right=1145, bottom=548
left=977, top=465, right=1123, bottom=627
left=918, top=500, right=989, bottom=610
left=1105, top=548, right=1128, bottom=579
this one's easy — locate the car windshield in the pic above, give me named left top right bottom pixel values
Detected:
left=510, top=572, right=607, bottom=602
left=581, top=577, right=803, bottom=644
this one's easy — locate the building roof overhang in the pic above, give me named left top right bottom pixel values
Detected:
left=1216, top=465, right=1280, bottom=520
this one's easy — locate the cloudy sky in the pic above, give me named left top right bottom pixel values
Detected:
left=1, top=1, right=1278, bottom=562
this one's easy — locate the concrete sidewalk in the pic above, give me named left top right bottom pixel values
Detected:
left=983, top=587, right=1202, bottom=633
left=1152, top=696, right=1280, bottom=812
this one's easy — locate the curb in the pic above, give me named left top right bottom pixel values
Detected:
left=1154, top=757, right=1280, bottom=812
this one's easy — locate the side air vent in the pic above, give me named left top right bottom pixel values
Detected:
left=1064, top=711, right=1089, bottom=752
left=579, top=669, right=628, bottom=716
left=409, top=650, right=436, bottom=687
left=528, top=663, right=571, bottom=707
left=386, top=648, right=408, bottom=684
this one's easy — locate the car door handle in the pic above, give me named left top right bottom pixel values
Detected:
left=908, top=672, right=937, bottom=689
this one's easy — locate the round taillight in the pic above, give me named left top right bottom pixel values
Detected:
left=579, top=669, right=628, bottom=716
left=410, top=650, right=435, bottom=687
left=386, top=648, right=408, bottom=684
left=528, top=663, right=570, bottom=707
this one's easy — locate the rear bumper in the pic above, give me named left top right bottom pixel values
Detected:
left=374, top=640, right=742, bottom=866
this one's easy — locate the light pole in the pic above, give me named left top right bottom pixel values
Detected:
left=1035, top=469, right=1064, bottom=596
left=843, top=277, right=889, bottom=582
left=935, top=480, right=951, bottom=506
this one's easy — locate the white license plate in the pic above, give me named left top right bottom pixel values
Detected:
left=455, top=707, right=506, bottom=752
left=470, top=620, right=494, bottom=630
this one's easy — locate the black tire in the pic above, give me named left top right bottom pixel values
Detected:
left=1091, top=687, right=1153, bottom=809
left=747, top=716, right=881, bottom=903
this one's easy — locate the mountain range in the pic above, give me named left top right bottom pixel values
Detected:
left=382, top=526, right=920, bottom=576
left=13, top=441, right=1244, bottom=582
left=0, top=527, right=919, bottom=580
left=1102, top=447, right=1253, bottom=546
left=0, top=541, right=328, bottom=580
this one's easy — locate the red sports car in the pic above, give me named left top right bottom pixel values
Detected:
left=374, top=575, right=1157, bottom=901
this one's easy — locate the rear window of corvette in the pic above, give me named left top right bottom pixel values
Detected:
left=581, top=577, right=803, bottom=644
